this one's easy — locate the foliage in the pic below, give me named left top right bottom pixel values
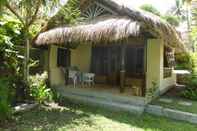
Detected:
left=190, top=53, right=197, bottom=73
left=182, top=73, right=197, bottom=100
left=0, top=14, right=29, bottom=102
left=163, top=15, right=180, bottom=27
left=47, top=0, right=81, bottom=29
left=180, top=52, right=197, bottom=100
left=0, top=78, right=13, bottom=123
left=168, top=0, right=187, bottom=21
left=140, top=4, right=180, bottom=27
left=51, top=88, right=61, bottom=103
left=0, top=15, right=24, bottom=44
left=175, top=52, right=197, bottom=100
left=0, top=0, right=61, bottom=82
left=29, top=72, right=53, bottom=104
left=0, top=0, right=60, bottom=23
left=175, top=53, right=195, bottom=71
left=140, top=4, right=161, bottom=16
left=191, top=5, right=197, bottom=51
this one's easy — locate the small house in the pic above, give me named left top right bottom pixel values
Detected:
left=35, top=0, right=186, bottom=105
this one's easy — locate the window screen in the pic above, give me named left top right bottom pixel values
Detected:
left=57, top=48, right=70, bottom=67
left=125, top=46, right=144, bottom=76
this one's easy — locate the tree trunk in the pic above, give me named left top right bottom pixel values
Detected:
left=24, top=35, right=30, bottom=83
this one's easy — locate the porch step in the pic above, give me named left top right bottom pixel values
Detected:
left=58, top=87, right=147, bottom=106
left=57, top=87, right=145, bottom=114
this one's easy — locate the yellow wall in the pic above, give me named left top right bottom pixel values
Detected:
left=146, top=39, right=162, bottom=92
left=47, top=44, right=92, bottom=87
left=49, top=45, right=65, bottom=87
left=71, top=44, right=92, bottom=72
left=160, top=71, right=176, bottom=94
left=146, top=39, right=176, bottom=97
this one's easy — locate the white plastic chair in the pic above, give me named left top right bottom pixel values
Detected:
left=69, top=70, right=78, bottom=88
left=82, top=73, right=95, bottom=86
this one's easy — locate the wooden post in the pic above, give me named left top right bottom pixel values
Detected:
left=142, top=44, right=147, bottom=97
left=142, top=74, right=146, bottom=97
left=120, top=45, right=126, bottom=93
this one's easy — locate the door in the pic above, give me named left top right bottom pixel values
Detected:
left=107, top=46, right=120, bottom=86
left=91, top=45, right=121, bottom=85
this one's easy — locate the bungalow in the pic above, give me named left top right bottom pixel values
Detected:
left=35, top=0, right=186, bottom=105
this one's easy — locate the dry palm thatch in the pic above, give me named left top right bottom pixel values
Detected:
left=35, top=16, right=141, bottom=45
left=35, top=0, right=187, bottom=52
left=97, top=0, right=186, bottom=52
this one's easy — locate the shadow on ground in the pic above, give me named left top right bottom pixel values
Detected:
left=2, top=101, right=197, bottom=131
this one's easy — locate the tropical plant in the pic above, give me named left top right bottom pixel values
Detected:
left=169, top=0, right=186, bottom=20
left=0, top=78, right=13, bottom=123
left=0, top=0, right=61, bottom=82
left=169, top=0, right=194, bottom=51
left=29, top=72, right=53, bottom=104
left=191, top=1, right=197, bottom=51
left=140, top=4, right=181, bottom=27
left=47, top=0, right=81, bottom=29
left=163, top=15, right=180, bottom=27
left=0, top=14, right=30, bottom=102
left=177, top=52, right=197, bottom=72
left=140, top=4, right=161, bottom=16
left=182, top=73, right=197, bottom=100
left=175, top=53, right=194, bottom=71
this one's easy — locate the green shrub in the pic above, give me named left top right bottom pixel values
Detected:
left=29, top=72, right=53, bottom=104
left=175, top=53, right=194, bottom=71
left=182, top=74, right=197, bottom=100
left=190, top=53, right=197, bottom=73
left=51, top=88, right=61, bottom=103
left=0, top=78, right=13, bottom=123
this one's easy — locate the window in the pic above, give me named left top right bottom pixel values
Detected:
left=91, top=46, right=109, bottom=75
left=136, top=48, right=144, bottom=74
left=164, top=46, right=175, bottom=68
left=125, top=46, right=144, bottom=77
left=57, top=48, right=70, bottom=67
left=91, top=45, right=144, bottom=77
left=164, top=46, right=174, bottom=78
left=82, top=2, right=113, bottom=21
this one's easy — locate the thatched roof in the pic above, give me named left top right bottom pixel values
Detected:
left=35, top=0, right=187, bottom=52
left=36, top=16, right=141, bottom=45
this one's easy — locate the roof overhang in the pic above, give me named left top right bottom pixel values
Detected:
left=35, top=16, right=144, bottom=46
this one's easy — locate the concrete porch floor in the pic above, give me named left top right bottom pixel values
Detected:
left=65, top=84, right=140, bottom=97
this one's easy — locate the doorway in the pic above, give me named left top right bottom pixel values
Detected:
left=91, top=45, right=120, bottom=86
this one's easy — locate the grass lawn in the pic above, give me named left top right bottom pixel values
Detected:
left=151, top=97, right=197, bottom=114
left=1, top=102, right=197, bottom=131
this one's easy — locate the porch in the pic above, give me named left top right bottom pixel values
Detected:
left=61, top=38, right=147, bottom=97
left=55, top=84, right=147, bottom=114
left=48, top=38, right=177, bottom=100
